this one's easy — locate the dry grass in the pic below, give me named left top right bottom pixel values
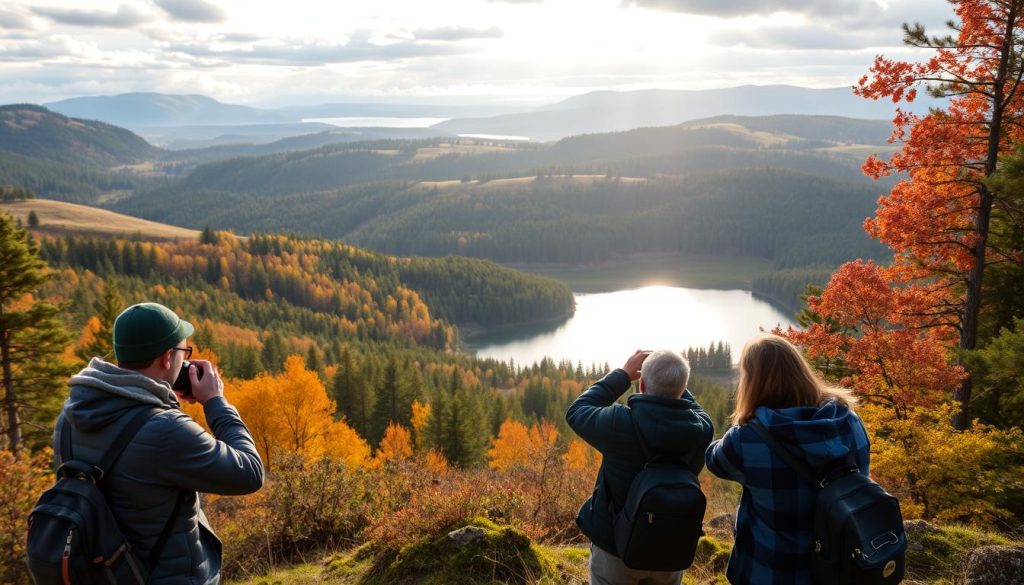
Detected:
left=413, top=143, right=516, bottom=161
left=414, top=174, right=647, bottom=191
left=686, top=122, right=797, bottom=146
left=0, top=199, right=202, bottom=240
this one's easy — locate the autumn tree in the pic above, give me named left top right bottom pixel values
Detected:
left=375, top=423, right=414, bottom=464
left=0, top=213, right=72, bottom=453
left=223, top=355, right=369, bottom=471
left=854, top=0, right=1024, bottom=428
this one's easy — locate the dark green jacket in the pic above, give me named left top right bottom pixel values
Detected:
left=566, top=369, right=714, bottom=556
left=54, top=358, right=264, bottom=585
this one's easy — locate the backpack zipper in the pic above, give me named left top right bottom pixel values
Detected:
left=62, top=530, right=73, bottom=585
left=647, top=512, right=655, bottom=524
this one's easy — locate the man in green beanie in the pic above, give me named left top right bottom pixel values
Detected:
left=54, top=302, right=264, bottom=585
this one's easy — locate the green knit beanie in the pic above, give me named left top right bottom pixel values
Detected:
left=113, top=302, right=195, bottom=363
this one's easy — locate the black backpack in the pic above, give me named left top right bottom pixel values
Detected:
left=26, top=408, right=187, bottom=585
left=748, top=420, right=906, bottom=585
left=612, top=414, right=706, bottom=571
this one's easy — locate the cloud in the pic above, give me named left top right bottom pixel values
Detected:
left=626, top=0, right=869, bottom=17
left=0, top=8, right=34, bottom=31
left=0, top=36, right=86, bottom=61
left=709, top=26, right=897, bottom=50
left=32, top=4, right=150, bottom=28
left=218, top=32, right=266, bottom=43
left=414, top=26, right=503, bottom=42
left=152, top=0, right=225, bottom=23
left=163, top=36, right=477, bottom=66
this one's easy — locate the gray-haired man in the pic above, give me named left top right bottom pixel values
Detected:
left=566, top=349, right=714, bottom=585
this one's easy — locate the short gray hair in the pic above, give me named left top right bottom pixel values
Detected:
left=640, top=350, right=690, bottom=398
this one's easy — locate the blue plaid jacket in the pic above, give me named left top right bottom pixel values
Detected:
left=705, top=400, right=870, bottom=585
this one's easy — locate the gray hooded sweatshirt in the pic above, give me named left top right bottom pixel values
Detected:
left=54, top=358, right=264, bottom=585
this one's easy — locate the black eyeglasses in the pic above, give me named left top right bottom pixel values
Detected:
left=169, top=346, right=193, bottom=359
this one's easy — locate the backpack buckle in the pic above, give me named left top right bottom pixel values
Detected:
left=57, top=460, right=101, bottom=483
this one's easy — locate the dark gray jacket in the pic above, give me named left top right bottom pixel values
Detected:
left=566, top=368, right=714, bottom=556
left=54, top=358, right=264, bottom=585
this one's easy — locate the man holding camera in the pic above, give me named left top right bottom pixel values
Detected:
left=566, top=349, right=714, bottom=585
left=55, top=302, right=264, bottom=584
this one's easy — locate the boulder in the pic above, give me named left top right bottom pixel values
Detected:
left=963, top=545, right=1024, bottom=585
left=447, top=525, right=487, bottom=546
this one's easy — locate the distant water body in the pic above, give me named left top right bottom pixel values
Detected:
left=300, top=117, right=532, bottom=140
left=302, top=116, right=449, bottom=128
left=466, top=286, right=797, bottom=369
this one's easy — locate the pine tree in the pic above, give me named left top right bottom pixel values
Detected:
left=75, top=284, right=122, bottom=363
left=305, top=345, right=324, bottom=378
left=27, top=211, right=38, bottom=228
left=261, top=330, right=286, bottom=373
left=332, top=347, right=372, bottom=437
left=0, top=213, right=73, bottom=453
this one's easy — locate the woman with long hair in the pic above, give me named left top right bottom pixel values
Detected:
left=706, top=334, right=870, bottom=585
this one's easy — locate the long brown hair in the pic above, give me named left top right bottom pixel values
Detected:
left=732, top=334, right=856, bottom=425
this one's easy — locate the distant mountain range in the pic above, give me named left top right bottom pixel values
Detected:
left=45, top=93, right=288, bottom=127
left=37, top=85, right=941, bottom=147
left=433, top=86, right=940, bottom=141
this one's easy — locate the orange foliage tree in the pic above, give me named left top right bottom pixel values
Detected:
left=0, top=449, right=52, bottom=585
left=854, top=0, right=1024, bottom=428
left=186, top=355, right=369, bottom=471
left=375, top=423, right=414, bottom=464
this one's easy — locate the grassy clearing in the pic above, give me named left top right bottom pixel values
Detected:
left=509, top=254, right=772, bottom=292
left=227, top=519, right=589, bottom=585
left=0, top=199, right=202, bottom=240
left=413, top=143, right=517, bottom=161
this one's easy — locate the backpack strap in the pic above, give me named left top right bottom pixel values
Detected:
left=149, top=489, right=188, bottom=568
left=626, top=410, right=687, bottom=467
left=96, top=408, right=161, bottom=480
left=59, top=407, right=156, bottom=480
left=626, top=411, right=654, bottom=463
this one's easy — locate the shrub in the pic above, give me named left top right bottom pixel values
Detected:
left=206, top=451, right=367, bottom=579
left=0, top=449, right=52, bottom=585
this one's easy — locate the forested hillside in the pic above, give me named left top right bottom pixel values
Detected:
left=40, top=232, right=574, bottom=355
left=1, top=108, right=898, bottom=309
left=0, top=105, right=165, bottom=202
left=0, top=104, right=160, bottom=165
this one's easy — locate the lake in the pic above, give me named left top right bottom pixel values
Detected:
left=466, top=286, right=797, bottom=368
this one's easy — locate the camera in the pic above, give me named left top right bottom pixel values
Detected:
left=171, top=360, right=204, bottom=395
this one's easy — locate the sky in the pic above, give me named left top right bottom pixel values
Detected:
left=0, top=0, right=952, bottom=107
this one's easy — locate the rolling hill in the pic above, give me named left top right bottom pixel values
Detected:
left=0, top=199, right=201, bottom=240
left=45, top=93, right=288, bottom=127
left=0, top=104, right=161, bottom=166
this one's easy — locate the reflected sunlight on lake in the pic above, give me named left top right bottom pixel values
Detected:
left=467, top=286, right=797, bottom=368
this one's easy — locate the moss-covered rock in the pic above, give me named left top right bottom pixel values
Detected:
left=905, top=521, right=1015, bottom=583
left=358, top=517, right=586, bottom=585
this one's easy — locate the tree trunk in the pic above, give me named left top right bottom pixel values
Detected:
left=0, top=304, right=19, bottom=454
left=953, top=5, right=1019, bottom=430
left=954, top=186, right=993, bottom=430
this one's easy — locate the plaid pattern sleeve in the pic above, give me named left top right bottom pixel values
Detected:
left=705, top=408, right=871, bottom=585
